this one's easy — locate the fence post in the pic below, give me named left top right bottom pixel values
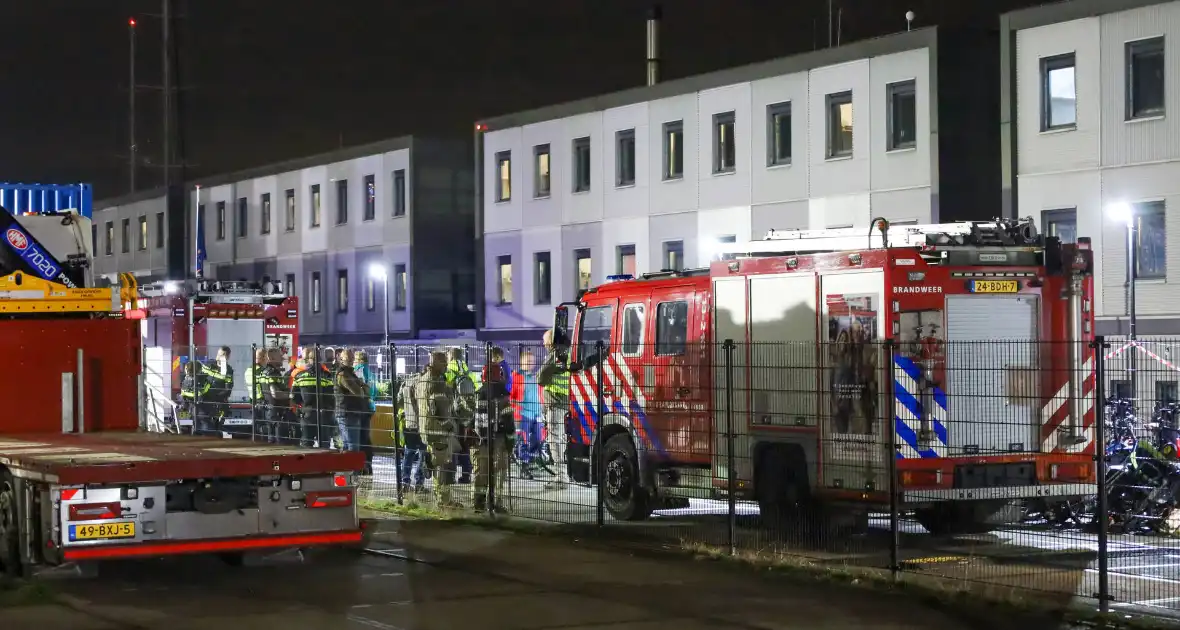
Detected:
left=485, top=341, right=495, bottom=517
left=390, top=343, right=403, bottom=505
left=595, top=340, right=606, bottom=528
left=884, top=339, right=900, bottom=581
left=250, top=342, right=259, bottom=442
left=314, top=344, right=322, bottom=449
left=723, top=339, right=737, bottom=556
left=1092, top=335, right=1110, bottom=613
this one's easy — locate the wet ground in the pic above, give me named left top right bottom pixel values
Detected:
left=5, top=519, right=1037, bottom=630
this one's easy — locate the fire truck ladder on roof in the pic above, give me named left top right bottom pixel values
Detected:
left=139, top=279, right=287, bottom=304
left=714, top=217, right=1045, bottom=261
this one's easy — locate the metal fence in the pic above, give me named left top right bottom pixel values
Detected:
left=143, top=337, right=1180, bottom=617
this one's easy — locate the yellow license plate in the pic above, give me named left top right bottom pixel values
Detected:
left=969, top=280, right=1019, bottom=294
left=69, top=521, right=135, bottom=541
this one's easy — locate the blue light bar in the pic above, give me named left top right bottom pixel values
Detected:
left=606, top=274, right=634, bottom=282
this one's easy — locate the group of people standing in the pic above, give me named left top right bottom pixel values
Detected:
left=395, top=332, right=572, bottom=513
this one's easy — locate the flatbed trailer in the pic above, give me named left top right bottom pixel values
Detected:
left=0, top=200, right=365, bottom=575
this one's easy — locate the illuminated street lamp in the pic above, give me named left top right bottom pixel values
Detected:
left=369, top=263, right=389, bottom=347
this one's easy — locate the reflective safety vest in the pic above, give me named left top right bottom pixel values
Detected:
left=543, top=356, right=570, bottom=398
left=446, top=360, right=478, bottom=388
left=181, top=378, right=210, bottom=400
left=292, top=370, right=334, bottom=389
left=243, top=366, right=278, bottom=401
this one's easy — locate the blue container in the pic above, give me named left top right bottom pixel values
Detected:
left=0, top=183, right=93, bottom=219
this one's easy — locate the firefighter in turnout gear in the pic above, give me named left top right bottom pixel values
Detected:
left=291, top=347, right=335, bottom=448
left=201, top=346, right=235, bottom=425
left=417, top=351, right=461, bottom=507
left=538, top=330, right=571, bottom=486
left=180, top=361, right=214, bottom=435
left=397, top=369, right=427, bottom=492
left=244, top=348, right=284, bottom=443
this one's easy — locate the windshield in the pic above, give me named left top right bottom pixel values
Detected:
left=577, top=305, right=614, bottom=361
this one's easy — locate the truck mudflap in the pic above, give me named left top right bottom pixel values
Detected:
left=48, top=471, right=361, bottom=563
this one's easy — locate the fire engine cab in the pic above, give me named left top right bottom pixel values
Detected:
left=134, top=280, right=299, bottom=435
left=553, top=218, right=1098, bottom=535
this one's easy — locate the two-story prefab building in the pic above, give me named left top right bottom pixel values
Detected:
left=475, top=26, right=1002, bottom=340
left=93, top=136, right=475, bottom=343
left=1001, top=0, right=1180, bottom=402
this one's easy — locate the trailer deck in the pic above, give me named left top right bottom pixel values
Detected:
left=0, top=432, right=365, bottom=485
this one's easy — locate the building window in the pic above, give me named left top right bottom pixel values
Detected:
left=617, top=244, right=636, bottom=276
left=1041, top=54, right=1076, bottom=130
left=616, top=130, right=636, bottom=187
left=655, top=300, right=689, bottom=356
left=337, top=269, right=349, bottom=313
left=574, top=248, right=592, bottom=292
left=573, top=137, right=591, bottom=193
left=363, top=174, right=375, bottom=221
left=1127, top=37, right=1165, bottom=120
left=495, top=151, right=511, bottom=201
left=335, top=179, right=348, bottom=225
left=285, top=273, right=295, bottom=297
left=216, top=201, right=226, bottom=240
left=887, top=80, right=917, bottom=150
left=621, top=303, right=645, bottom=356
left=155, top=211, right=164, bottom=248
left=260, top=193, right=271, bottom=234
left=826, top=91, right=854, bottom=158
left=365, top=276, right=376, bottom=312
left=121, top=218, right=130, bottom=253
left=767, top=102, right=791, bottom=166
left=311, top=272, right=321, bottom=313
left=1158, top=380, right=1179, bottom=404
left=284, top=189, right=296, bottom=231
left=393, top=264, right=407, bottom=311
left=497, top=255, right=512, bottom=305
left=104, top=221, right=113, bottom=255
left=663, top=240, right=684, bottom=271
left=1042, top=208, right=1077, bottom=244
left=1111, top=380, right=1132, bottom=400
left=393, top=169, right=406, bottom=217
left=713, top=111, right=736, bottom=174
left=236, top=197, right=248, bottom=237
left=394, top=264, right=407, bottom=311
left=663, top=120, right=684, bottom=180
left=310, top=184, right=321, bottom=227
left=1133, top=201, right=1167, bottom=279
left=534, top=251, right=552, bottom=305
left=137, top=215, right=148, bottom=251
left=534, top=144, right=551, bottom=198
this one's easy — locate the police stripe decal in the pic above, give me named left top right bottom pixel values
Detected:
left=893, top=355, right=948, bottom=459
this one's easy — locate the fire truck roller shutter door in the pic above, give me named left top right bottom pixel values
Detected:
left=943, top=295, right=1039, bottom=455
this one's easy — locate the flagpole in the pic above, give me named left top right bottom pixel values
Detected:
left=193, top=184, right=201, bottom=280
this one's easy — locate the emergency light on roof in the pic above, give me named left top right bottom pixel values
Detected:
left=606, top=274, right=634, bottom=282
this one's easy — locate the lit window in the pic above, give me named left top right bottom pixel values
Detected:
left=394, top=264, right=407, bottom=311
left=574, top=248, right=592, bottom=291
left=310, top=184, right=321, bottom=227
left=1041, top=54, right=1076, bottom=130
left=311, top=272, right=322, bottom=313
left=617, top=244, right=636, bottom=276
left=713, top=112, right=736, bottom=174
left=663, top=121, right=684, bottom=180
left=1042, top=208, right=1077, bottom=244
left=365, top=277, right=376, bottom=311
left=363, top=174, right=375, bottom=221
left=573, top=137, right=591, bottom=193
left=260, top=193, right=272, bottom=234
left=534, top=251, right=552, bottom=305
left=497, top=256, right=512, bottom=305
left=827, top=91, right=853, bottom=158
left=137, top=215, right=148, bottom=251
left=285, top=273, right=295, bottom=297
left=534, top=145, right=551, bottom=197
left=284, top=189, right=296, bottom=231
left=767, top=102, right=791, bottom=166
left=495, top=151, right=511, bottom=201
left=337, top=269, right=348, bottom=313
left=216, top=201, right=226, bottom=240
left=663, top=240, right=684, bottom=271
left=1133, top=201, right=1167, bottom=280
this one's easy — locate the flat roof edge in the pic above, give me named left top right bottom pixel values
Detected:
left=476, top=27, right=939, bottom=132
left=1002, top=0, right=1177, bottom=31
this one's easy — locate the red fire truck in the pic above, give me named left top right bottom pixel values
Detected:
left=553, top=219, right=1098, bottom=535
left=133, top=280, right=299, bottom=435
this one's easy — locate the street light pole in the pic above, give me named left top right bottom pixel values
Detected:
left=1127, top=213, right=1138, bottom=409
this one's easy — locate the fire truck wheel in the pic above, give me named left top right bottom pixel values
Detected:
left=0, top=474, right=21, bottom=578
left=914, top=501, right=1003, bottom=537
left=601, top=433, right=653, bottom=521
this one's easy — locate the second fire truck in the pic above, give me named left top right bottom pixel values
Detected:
left=553, top=218, right=1098, bottom=535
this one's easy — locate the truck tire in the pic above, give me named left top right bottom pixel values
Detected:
left=915, top=500, right=1005, bottom=537
left=756, top=447, right=810, bottom=535
left=600, top=433, right=653, bottom=521
left=0, top=474, right=22, bottom=577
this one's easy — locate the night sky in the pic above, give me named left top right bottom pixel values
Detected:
left=3, top=0, right=1042, bottom=199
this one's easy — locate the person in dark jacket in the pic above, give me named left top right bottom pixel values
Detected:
left=291, top=346, right=335, bottom=448
left=473, top=348, right=514, bottom=513
left=334, top=348, right=368, bottom=452
left=200, top=346, right=235, bottom=424
left=181, top=361, right=214, bottom=436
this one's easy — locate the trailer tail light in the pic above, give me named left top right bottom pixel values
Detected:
left=333, top=474, right=350, bottom=488
left=1049, top=462, right=1091, bottom=482
left=305, top=490, right=353, bottom=509
left=900, top=469, right=943, bottom=488
left=68, top=502, right=122, bottom=521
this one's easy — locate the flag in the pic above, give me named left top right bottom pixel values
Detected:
left=194, top=189, right=206, bottom=279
